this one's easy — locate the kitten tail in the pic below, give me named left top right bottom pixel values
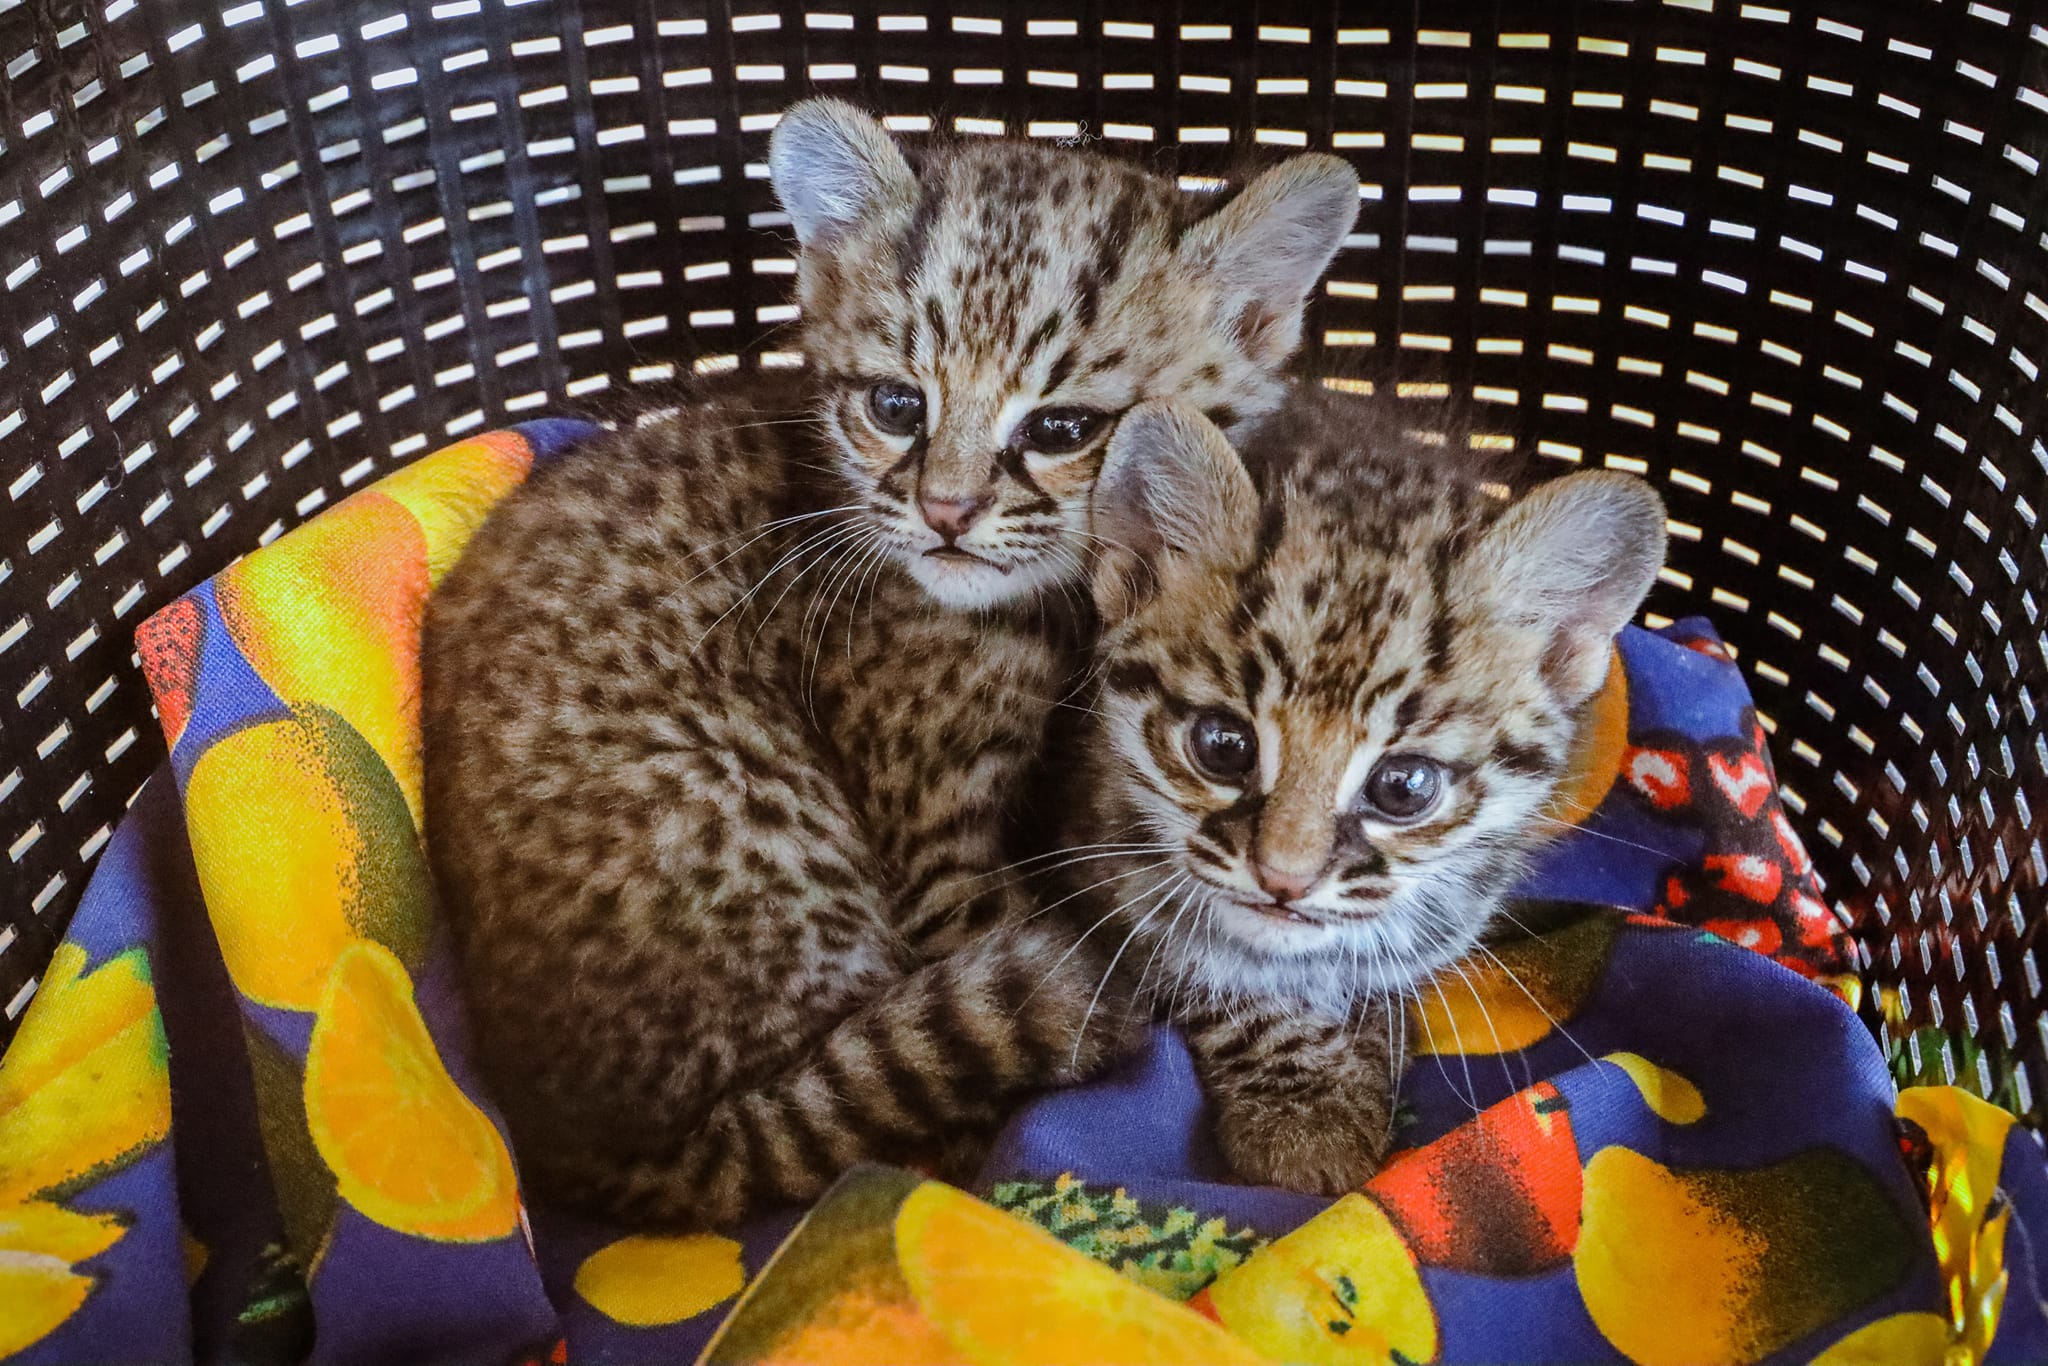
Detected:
left=594, top=921, right=1145, bottom=1228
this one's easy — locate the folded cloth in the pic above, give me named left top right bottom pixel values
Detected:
left=0, top=422, right=2035, bottom=1365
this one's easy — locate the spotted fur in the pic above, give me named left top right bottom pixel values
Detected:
left=1056, top=395, right=1667, bottom=1193
left=423, top=105, right=1358, bottom=1227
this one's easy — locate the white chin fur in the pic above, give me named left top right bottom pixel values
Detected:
left=1188, top=897, right=1485, bottom=1008
left=899, top=546, right=1066, bottom=610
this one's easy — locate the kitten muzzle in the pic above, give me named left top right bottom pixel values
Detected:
left=921, top=545, right=1010, bottom=572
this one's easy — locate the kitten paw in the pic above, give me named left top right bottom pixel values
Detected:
left=1215, top=1095, right=1392, bottom=1196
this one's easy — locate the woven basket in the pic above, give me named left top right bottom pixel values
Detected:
left=1, top=0, right=2042, bottom=1113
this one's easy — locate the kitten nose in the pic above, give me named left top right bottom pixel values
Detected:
left=919, top=493, right=992, bottom=542
left=1253, top=862, right=1314, bottom=904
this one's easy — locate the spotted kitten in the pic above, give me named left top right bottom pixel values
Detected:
left=423, top=101, right=1358, bottom=1226
left=1060, top=395, right=1667, bottom=1193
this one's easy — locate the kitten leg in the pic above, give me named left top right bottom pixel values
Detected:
left=1182, top=995, right=1405, bottom=1196
left=592, top=917, right=1148, bottom=1228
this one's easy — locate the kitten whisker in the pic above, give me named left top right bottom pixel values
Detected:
left=687, top=519, right=860, bottom=650
left=846, top=537, right=896, bottom=657
left=1463, top=938, right=1600, bottom=1071
left=1421, top=977, right=1485, bottom=1117
left=1022, top=872, right=1181, bottom=1007
left=1009, top=859, right=1175, bottom=929
left=919, top=840, right=1176, bottom=903
left=800, top=528, right=884, bottom=708
left=1073, top=874, right=1189, bottom=1070
left=712, top=414, right=833, bottom=435
left=741, top=522, right=872, bottom=658
left=1484, top=903, right=1544, bottom=940
left=1133, top=890, right=1194, bottom=1002
left=666, top=502, right=865, bottom=603
left=1529, top=812, right=1673, bottom=859
left=1382, top=986, right=1405, bottom=1147
left=1440, top=955, right=1521, bottom=1096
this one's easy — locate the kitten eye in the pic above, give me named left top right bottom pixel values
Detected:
left=866, top=381, right=926, bottom=437
left=1186, top=709, right=1257, bottom=784
left=1362, top=755, right=1445, bottom=822
left=1019, top=406, right=1106, bottom=455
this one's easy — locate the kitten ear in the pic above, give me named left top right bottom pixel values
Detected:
left=768, top=99, right=918, bottom=249
left=1091, top=401, right=1259, bottom=623
left=1469, top=472, right=1668, bottom=703
left=1180, top=154, right=1360, bottom=367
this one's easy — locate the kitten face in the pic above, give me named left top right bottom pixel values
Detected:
left=1082, top=400, right=1666, bottom=1009
left=769, top=101, right=1359, bottom=610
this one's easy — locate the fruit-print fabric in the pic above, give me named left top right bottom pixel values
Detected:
left=0, top=420, right=2039, bottom=1365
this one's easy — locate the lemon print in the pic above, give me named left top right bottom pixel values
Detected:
left=1807, top=1312, right=1946, bottom=1365
left=1601, top=1053, right=1706, bottom=1125
left=1411, top=911, right=1617, bottom=1056
left=1203, top=1193, right=1435, bottom=1365
left=0, top=1200, right=126, bottom=1357
left=214, top=491, right=430, bottom=822
left=737, top=1296, right=959, bottom=1366
left=894, top=1181, right=1268, bottom=1366
left=1546, top=649, right=1628, bottom=823
left=1576, top=1146, right=1914, bottom=1366
left=576, top=1233, right=747, bottom=1326
left=0, top=944, right=169, bottom=1204
left=375, top=433, right=532, bottom=586
left=701, top=1168, right=955, bottom=1365
left=0, top=1252, right=94, bottom=1359
left=0, top=1201, right=125, bottom=1263
left=185, top=705, right=429, bottom=1011
left=304, top=942, right=518, bottom=1242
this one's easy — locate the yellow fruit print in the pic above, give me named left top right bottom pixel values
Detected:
left=1575, top=1146, right=1914, bottom=1366
left=1806, top=1312, right=1946, bottom=1365
left=184, top=704, right=430, bottom=1011
left=738, top=1296, right=960, bottom=1366
left=214, top=490, right=431, bottom=824
left=893, top=1181, right=1269, bottom=1366
left=374, top=433, right=533, bottom=587
left=1411, top=912, right=1617, bottom=1057
left=1203, top=1193, right=1436, bottom=1366
left=1601, top=1052, right=1706, bottom=1125
left=0, top=943, right=168, bottom=1357
left=304, top=942, right=519, bottom=1243
left=0, top=1202, right=126, bottom=1358
left=574, top=1233, right=747, bottom=1327
left=700, top=1167, right=957, bottom=1365
left=0, top=944, right=169, bottom=1204
left=1546, top=649, right=1628, bottom=825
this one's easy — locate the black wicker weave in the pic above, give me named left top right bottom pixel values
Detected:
left=1, top=1, right=2042, bottom=1113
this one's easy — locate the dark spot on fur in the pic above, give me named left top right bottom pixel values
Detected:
left=1105, top=658, right=1161, bottom=695
left=1492, top=739, right=1554, bottom=777
left=1045, top=346, right=1077, bottom=394
left=899, top=186, right=944, bottom=285
left=1238, top=651, right=1265, bottom=706
left=1023, top=311, right=1063, bottom=365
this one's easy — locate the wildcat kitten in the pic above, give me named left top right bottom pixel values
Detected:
left=1061, top=395, right=1667, bottom=1193
left=423, top=100, right=1359, bottom=1226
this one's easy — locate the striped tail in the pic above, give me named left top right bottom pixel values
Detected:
left=596, top=919, right=1146, bottom=1228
